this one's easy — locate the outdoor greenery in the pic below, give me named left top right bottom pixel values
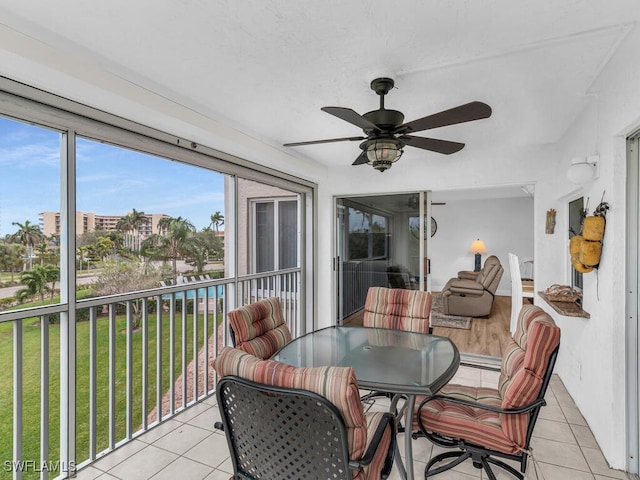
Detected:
left=0, top=296, right=220, bottom=479
left=0, top=244, right=26, bottom=285
left=0, top=210, right=226, bottom=478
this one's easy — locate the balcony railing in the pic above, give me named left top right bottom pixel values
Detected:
left=0, top=268, right=302, bottom=480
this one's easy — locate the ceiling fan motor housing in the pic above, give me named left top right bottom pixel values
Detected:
left=362, top=109, right=404, bottom=131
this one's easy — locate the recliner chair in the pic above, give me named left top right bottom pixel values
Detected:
left=441, top=255, right=504, bottom=317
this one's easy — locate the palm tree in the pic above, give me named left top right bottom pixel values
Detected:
left=10, top=220, right=44, bottom=270
left=116, top=214, right=134, bottom=234
left=142, top=217, right=195, bottom=274
left=184, top=229, right=224, bottom=272
left=0, top=243, right=26, bottom=283
left=116, top=213, right=134, bottom=250
left=16, top=264, right=59, bottom=305
left=128, top=208, right=148, bottom=232
left=117, top=209, right=148, bottom=251
left=42, top=263, right=59, bottom=302
left=34, top=242, right=49, bottom=265
left=157, top=216, right=172, bottom=235
left=105, top=231, right=124, bottom=252
left=210, top=211, right=225, bottom=232
left=92, top=236, right=115, bottom=262
left=77, top=245, right=89, bottom=270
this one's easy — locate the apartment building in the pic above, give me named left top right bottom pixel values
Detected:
left=39, top=211, right=171, bottom=238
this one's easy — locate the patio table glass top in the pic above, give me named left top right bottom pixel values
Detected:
left=272, top=325, right=460, bottom=396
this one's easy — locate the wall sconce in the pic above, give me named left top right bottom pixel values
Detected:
left=567, top=156, right=599, bottom=185
left=469, top=239, right=487, bottom=272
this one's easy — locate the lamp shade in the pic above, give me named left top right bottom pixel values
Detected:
left=566, top=157, right=595, bottom=184
left=469, top=239, right=487, bottom=254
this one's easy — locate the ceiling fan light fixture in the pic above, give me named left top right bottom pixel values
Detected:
left=366, top=139, right=403, bottom=172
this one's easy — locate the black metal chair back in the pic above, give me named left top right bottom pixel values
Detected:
left=216, top=375, right=356, bottom=480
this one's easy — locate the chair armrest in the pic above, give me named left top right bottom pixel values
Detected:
left=446, top=279, right=485, bottom=296
left=348, top=412, right=396, bottom=474
left=458, top=270, right=480, bottom=280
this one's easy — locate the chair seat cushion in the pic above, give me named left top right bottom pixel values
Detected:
left=417, top=384, right=521, bottom=454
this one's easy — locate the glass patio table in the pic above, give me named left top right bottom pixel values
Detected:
left=272, top=325, right=460, bottom=480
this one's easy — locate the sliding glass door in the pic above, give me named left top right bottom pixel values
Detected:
left=335, top=192, right=432, bottom=324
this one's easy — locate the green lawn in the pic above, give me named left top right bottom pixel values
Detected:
left=0, top=300, right=219, bottom=479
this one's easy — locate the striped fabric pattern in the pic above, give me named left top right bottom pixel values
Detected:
left=418, top=384, right=513, bottom=452
left=213, top=346, right=392, bottom=478
left=417, top=304, right=560, bottom=454
left=499, top=304, right=561, bottom=447
left=363, top=412, right=394, bottom=480
left=363, top=286, right=432, bottom=333
left=227, top=297, right=292, bottom=359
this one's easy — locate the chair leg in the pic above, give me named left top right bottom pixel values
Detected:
left=479, top=456, right=499, bottom=480
left=426, top=448, right=525, bottom=480
left=485, top=456, right=525, bottom=480
left=425, top=451, right=471, bottom=477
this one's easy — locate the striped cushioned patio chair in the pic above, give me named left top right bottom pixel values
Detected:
left=363, top=286, right=433, bottom=334
left=213, top=346, right=396, bottom=480
left=414, top=304, right=560, bottom=480
left=361, top=286, right=433, bottom=427
left=227, top=297, right=292, bottom=359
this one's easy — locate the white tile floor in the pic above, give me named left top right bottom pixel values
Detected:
left=74, top=367, right=633, bottom=480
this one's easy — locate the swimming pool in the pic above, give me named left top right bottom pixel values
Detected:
left=161, top=285, right=225, bottom=300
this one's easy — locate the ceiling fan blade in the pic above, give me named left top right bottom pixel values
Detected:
left=322, top=107, right=381, bottom=133
left=284, top=136, right=364, bottom=147
left=396, top=101, right=492, bottom=134
left=401, top=135, right=465, bottom=155
left=352, top=151, right=368, bottom=165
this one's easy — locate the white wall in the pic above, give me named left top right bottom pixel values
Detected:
left=430, top=197, right=534, bottom=294
left=532, top=25, right=640, bottom=469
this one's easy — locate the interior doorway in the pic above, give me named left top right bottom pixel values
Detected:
left=334, top=192, right=433, bottom=324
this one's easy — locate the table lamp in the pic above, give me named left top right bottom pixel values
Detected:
left=469, top=239, right=487, bottom=271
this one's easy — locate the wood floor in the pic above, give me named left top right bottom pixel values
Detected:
left=343, top=294, right=513, bottom=358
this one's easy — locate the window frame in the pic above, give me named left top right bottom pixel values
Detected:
left=0, top=77, right=316, bottom=330
left=250, top=196, right=299, bottom=273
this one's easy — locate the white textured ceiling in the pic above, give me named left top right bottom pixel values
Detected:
left=0, top=0, right=637, bottom=170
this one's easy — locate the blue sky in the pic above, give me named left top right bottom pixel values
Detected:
left=0, top=116, right=226, bottom=237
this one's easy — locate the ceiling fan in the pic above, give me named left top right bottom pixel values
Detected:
left=284, top=77, right=492, bottom=172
